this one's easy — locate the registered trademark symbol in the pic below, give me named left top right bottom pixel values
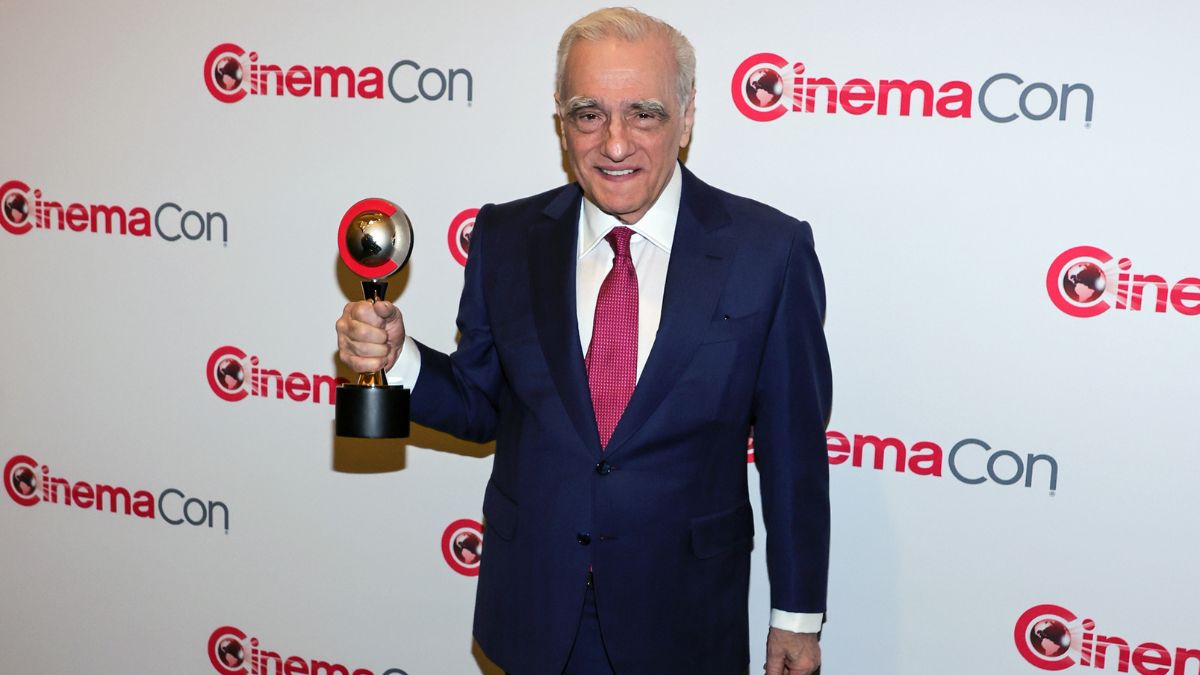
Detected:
left=1049, top=490, right=1056, bottom=497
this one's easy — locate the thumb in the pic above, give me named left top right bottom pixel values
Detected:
left=373, top=300, right=400, bottom=322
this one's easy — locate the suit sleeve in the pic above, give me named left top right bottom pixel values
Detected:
left=408, top=205, right=502, bottom=443
left=752, top=220, right=833, bottom=614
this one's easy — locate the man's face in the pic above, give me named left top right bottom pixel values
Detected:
left=557, top=34, right=695, bottom=225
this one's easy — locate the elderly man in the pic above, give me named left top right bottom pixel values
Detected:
left=337, top=8, right=831, bottom=675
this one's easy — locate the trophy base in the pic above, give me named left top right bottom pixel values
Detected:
left=335, top=385, right=411, bottom=438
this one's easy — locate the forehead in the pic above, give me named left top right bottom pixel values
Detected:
left=563, top=35, right=676, bottom=101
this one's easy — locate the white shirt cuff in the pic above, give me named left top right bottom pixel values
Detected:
left=770, top=608, right=824, bottom=633
left=388, top=335, right=421, bottom=387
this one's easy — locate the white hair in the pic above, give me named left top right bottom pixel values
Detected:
left=556, top=7, right=696, bottom=109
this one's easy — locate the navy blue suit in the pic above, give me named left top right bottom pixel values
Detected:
left=411, top=166, right=832, bottom=675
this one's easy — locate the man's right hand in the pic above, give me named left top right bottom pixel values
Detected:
left=336, top=300, right=406, bottom=374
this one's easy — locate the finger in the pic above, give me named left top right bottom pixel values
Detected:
left=373, top=300, right=400, bottom=322
left=349, top=301, right=386, bottom=327
left=346, top=319, right=389, bottom=345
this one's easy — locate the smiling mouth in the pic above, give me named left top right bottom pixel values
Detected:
left=599, top=168, right=637, bottom=176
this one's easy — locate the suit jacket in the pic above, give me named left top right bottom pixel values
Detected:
left=411, top=165, right=832, bottom=675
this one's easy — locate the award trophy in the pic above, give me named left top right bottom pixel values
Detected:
left=335, top=198, right=414, bottom=438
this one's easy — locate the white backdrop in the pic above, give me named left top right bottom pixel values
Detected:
left=2, top=1, right=1198, bottom=674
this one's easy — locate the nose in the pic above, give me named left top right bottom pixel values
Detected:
left=602, top=116, right=631, bottom=162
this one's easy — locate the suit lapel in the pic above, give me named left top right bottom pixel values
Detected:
left=528, top=185, right=604, bottom=456
left=604, top=168, right=737, bottom=459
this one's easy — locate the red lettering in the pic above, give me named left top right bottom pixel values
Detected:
left=260, top=650, right=284, bottom=674
left=357, top=67, right=384, bottom=99
left=878, top=79, right=934, bottom=116
left=128, top=207, right=151, bottom=237
left=1094, top=635, right=1132, bottom=671
left=839, top=78, right=875, bottom=115
left=1175, top=647, right=1200, bottom=675
left=285, top=372, right=311, bottom=402
left=853, top=434, right=905, bottom=471
left=90, top=204, right=128, bottom=234
left=909, top=441, right=943, bottom=476
left=95, top=483, right=132, bottom=514
left=261, top=64, right=285, bottom=95
left=71, top=481, right=94, bottom=508
left=1130, top=274, right=1169, bottom=312
left=314, top=65, right=354, bottom=97
left=312, top=374, right=346, bottom=404
left=1132, top=642, right=1171, bottom=675
left=285, top=66, right=312, bottom=96
left=311, top=661, right=351, bottom=675
left=284, top=656, right=309, bottom=675
left=805, top=77, right=837, bottom=113
left=1170, top=278, right=1200, bottom=316
left=937, top=81, right=973, bottom=118
left=44, top=200, right=64, bottom=229
left=826, top=431, right=851, bottom=465
left=66, top=203, right=89, bottom=232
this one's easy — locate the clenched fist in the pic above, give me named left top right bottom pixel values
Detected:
left=336, top=300, right=406, bottom=374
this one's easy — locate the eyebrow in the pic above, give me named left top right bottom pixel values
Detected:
left=562, top=97, right=670, bottom=117
left=564, top=97, right=600, bottom=114
left=629, top=99, right=669, bottom=117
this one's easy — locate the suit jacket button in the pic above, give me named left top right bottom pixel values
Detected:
left=595, top=461, right=613, bottom=475
left=577, top=532, right=592, bottom=546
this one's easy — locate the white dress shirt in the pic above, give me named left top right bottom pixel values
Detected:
left=389, top=164, right=822, bottom=633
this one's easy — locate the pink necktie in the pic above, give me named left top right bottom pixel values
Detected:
left=586, top=226, right=638, bottom=450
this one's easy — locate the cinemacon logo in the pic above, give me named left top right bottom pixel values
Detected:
left=5, top=454, right=229, bottom=532
left=208, top=626, right=408, bottom=675
left=1014, top=603, right=1200, bottom=673
left=204, top=42, right=472, bottom=105
left=827, top=430, right=1059, bottom=492
left=1, top=179, right=227, bottom=243
left=442, top=518, right=484, bottom=576
left=446, top=207, right=479, bottom=266
left=208, top=345, right=347, bottom=404
left=1047, top=245, right=1200, bottom=318
left=732, top=53, right=1094, bottom=124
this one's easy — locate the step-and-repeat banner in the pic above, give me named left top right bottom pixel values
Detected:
left=3, top=1, right=1197, bottom=673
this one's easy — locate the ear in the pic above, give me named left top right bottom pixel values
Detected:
left=679, top=89, right=697, bottom=148
left=554, top=91, right=568, bottom=152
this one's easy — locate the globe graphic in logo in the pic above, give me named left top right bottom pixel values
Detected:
left=4, top=192, right=28, bottom=224
left=11, top=466, right=37, bottom=497
left=459, top=222, right=474, bottom=255
left=746, top=67, right=784, bottom=108
left=216, top=358, right=244, bottom=391
left=1030, top=619, right=1071, bottom=657
left=1062, top=262, right=1106, bottom=303
left=214, top=56, right=243, bottom=92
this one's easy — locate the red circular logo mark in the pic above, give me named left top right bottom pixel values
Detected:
left=4, top=454, right=39, bottom=507
left=447, top=208, right=479, bottom=266
left=1, top=180, right=33, bottom=235
left=1014, top=604, right=1078, bottom=671
left=1046, top=246, right=1113, bottom=318
left=204, top=43, right=248, bottom=104
left=208, top=625, right=249, bottom=675
left=731, top=53, right=789, bottom=122
left=442, top=518, right=484, bottom=576
left=207, top=346, right=249, bottom=402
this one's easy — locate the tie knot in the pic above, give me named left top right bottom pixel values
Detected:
left=606, top=226, right=633, bottom=259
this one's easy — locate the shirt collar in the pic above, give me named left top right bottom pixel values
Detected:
left=578, top=162, right=681, bottom=258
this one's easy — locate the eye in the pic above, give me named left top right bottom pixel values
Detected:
left=569, top=110, right=604, bottom=131
left=630, top=110, right=663, bottom=128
